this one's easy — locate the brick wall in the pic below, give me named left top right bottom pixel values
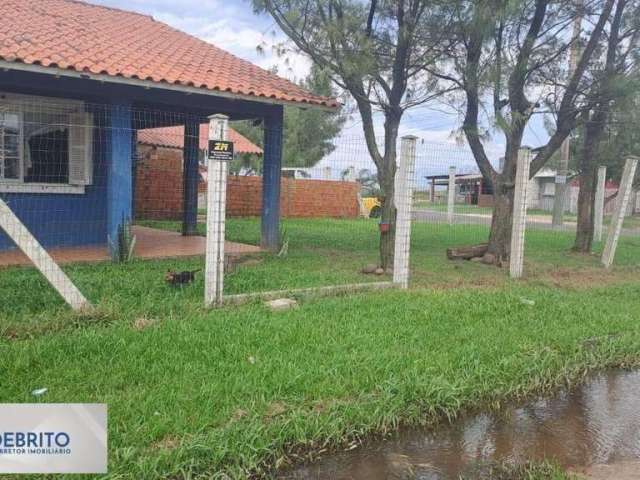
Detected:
left=135, top=145, right=185, bottom=220
left=226, top=175, right=359, bottom=218
left=135, top=145, right=360, bottom=220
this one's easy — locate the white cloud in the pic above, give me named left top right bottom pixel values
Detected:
left=88, top=0, right=540, bottom=159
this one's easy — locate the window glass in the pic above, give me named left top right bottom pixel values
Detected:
left=23, top=110, right=69, bottom=184
left=0, top=97, right=86, bottom=187
left=542, top=180, right=555, bottom=196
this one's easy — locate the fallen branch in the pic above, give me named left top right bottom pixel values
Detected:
left=446, top=244, right=489, bottom=261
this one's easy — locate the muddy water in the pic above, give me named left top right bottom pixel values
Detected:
left=285, top=370, right=640, bottom=479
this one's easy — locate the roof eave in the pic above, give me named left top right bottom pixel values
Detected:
left=0, top=61, right=340, bottom=112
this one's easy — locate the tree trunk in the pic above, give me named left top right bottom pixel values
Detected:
left=379, top=193, right=396, bottom=270
left=574, top=111, right=607, bottom=253
left=484, top=183, right=514, bottom=265
left=376, top=113, right=400, bottom=271
left=573, top=168, right=597, bottom=252
left=572, top=0, right=625, bottom=252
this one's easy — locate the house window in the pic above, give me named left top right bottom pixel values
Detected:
left=542, top=180, right=555, bottom=196
left=0, top=111, right=22, bottom=181
left=0, top=93, right=93, bottom=194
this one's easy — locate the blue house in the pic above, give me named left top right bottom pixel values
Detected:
left=0, top=0, right=336, bottom=259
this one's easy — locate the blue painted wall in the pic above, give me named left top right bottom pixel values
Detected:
left=182, top=116, right=200, bottom=236
left=0, top=104, right=109, bottom=251
left=0, top=70, right=284, bottom=255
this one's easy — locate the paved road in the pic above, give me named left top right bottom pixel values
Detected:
left=412, top=208, right=640, bottom=237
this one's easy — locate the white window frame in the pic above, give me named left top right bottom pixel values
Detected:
left=0, top=92, right=89, bottom=195
left=0, top=109, right=24, bottom=183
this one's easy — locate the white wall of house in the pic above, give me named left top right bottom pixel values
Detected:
left=527, top=177, right=541, bottom=209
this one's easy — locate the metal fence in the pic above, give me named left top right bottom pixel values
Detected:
left=409, top=138, right=639, bottom=276
left=0, top=99, right=405, bottom=313
left=1, top=95, right=638, bottom=314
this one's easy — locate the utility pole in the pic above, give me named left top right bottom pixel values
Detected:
left=552, top=10, right=582, bottom=227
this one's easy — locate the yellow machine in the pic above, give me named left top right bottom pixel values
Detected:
left=362, top=196, right=382, bottom=218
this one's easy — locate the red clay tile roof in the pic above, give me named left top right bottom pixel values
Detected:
left=0, top=0, right=338, bottom=108
left=138, top=125, right=262, bottom=155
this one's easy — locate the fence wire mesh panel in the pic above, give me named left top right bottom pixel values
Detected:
left=219, top=132, right=399, bottom=299
left=2, top=92, right=640, bottom=317
left=0, top=97, right=218, bottom=316
left=1, top=97, right=407, bottom=315
left=410, top=138, right=640, bottom=280
left=412, top=140, right=494, bottom=247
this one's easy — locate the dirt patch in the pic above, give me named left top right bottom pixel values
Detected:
left=231, top=408, right=249, bottom=422
left=265, top=402, right=287, bottom=420
left=536, top=266, right=640, bottom=290
left=150, top=434, right=181, bottom=451
left=133, top=316, right=158, bottom=331
left=412, top=262, right=639, bottom=293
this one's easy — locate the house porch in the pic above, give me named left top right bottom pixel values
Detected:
left=0, top=225, right=261, bottom=268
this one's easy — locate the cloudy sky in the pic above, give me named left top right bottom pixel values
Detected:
left=91, top=0, right=310, bottom=80
left=91, top=0, right=550, bottom=171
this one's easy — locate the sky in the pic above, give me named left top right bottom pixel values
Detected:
left=90, top=0, right=549, bottom=175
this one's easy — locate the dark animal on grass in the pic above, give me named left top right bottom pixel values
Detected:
left=165, top=269, right=201, bottom=286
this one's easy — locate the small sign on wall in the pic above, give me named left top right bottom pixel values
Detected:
left=207, top=140, right=234, bottom=162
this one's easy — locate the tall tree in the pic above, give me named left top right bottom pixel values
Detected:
left=601, top=90, right=640, bottom=185
left=573, top=0, right=640, bottom=252
left=282, top=66, right=347, bottom=168
left=434, top=0, right=615, bottom=264
left=232, top=66, right=346, bottom=174
left=252, top=0, right=453, bottom=268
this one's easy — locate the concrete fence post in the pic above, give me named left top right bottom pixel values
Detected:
left=602, top=156, right=639, bottom=268
left=393, top=135, right=418, bottom=289
left=447, top=166, right=456, bottom=225
left=594, top=166, right=607, bottom=243
left=0, top=198, right=91, bottom=311
left=509, top=148, right=531, bottom=279
left=205, top=114, right=230, bottom=306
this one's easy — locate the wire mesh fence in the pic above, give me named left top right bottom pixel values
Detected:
left=1, top=92, right=639, bottom=316
left=0, top=96, right=216, bottom=314
left=410, top=139, right=640, bottom=255
left=0, top=97, right=397, bottom=314
left=220, top=132, right=398, bottom=300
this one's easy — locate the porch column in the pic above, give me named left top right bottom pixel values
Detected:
left=182, top=116, right=200, bottom=236
left=107, top=103, right=133, bottom=260
left=261, top=105, right=284, bottom=251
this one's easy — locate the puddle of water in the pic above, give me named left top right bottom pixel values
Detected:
left=284, top=370, right=640, bottom=479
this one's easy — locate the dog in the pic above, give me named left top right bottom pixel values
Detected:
left=165, top=269, right=201, bottom=286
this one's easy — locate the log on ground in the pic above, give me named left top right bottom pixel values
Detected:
left=446, top=244, right=489, bottom=261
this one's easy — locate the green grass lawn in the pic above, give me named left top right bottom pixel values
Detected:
left=1, top=218, right=639, bottom=479
left=414, top=202, right=495, bottom=215
left=5, top=217, right=638, bottom=337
